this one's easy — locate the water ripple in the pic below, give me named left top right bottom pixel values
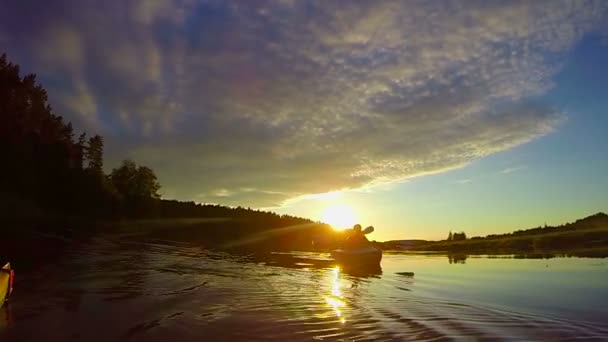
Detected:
left=1, top=236, right=607, bottom=341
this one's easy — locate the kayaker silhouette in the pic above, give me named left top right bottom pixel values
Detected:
left=331, top=224, right=382, bottom=268
left=345, top=224, right=371, bottom=248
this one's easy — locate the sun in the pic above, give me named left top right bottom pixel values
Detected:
left=321, top=204, right=357, bottom=230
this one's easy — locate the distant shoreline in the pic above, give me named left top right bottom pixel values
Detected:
left=380, top=212, right=608, bottom=258
left=381, top=248, right=608, bottom=258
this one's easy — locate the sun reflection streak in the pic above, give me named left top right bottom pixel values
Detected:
left=324, top=266, right=346, bottom=324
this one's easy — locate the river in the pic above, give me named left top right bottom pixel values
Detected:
left=1, top=234, right=607, bottom=341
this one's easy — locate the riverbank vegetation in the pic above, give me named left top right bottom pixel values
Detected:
left=398, top=213, right=608, bottom=256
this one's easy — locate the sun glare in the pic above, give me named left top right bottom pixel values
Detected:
left=321, top=204, right=357, bottom=230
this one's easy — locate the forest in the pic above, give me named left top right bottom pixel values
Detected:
left=0, top=53, right=319, bottom=245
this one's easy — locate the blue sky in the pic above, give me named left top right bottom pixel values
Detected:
left=1, top=1, right=607, bottom=240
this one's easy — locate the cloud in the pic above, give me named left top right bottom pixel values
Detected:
left=1, top=0, right=606, bottom=207
left=498, top=166, right=527, bottom=175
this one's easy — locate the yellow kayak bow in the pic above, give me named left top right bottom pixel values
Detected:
left=1, top=262, right=14, bottom=307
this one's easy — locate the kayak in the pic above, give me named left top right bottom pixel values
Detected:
left=1, top=262, right=14, bottom=307
left=331, top=246, right=382, bottom=266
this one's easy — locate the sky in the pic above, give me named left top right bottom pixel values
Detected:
left=1, top=0, right=607, bottom=240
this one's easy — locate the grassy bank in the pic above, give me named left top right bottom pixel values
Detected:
left=405, top=213, right=608, bottom=257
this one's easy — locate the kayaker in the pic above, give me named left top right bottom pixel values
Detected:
left=345, top=224, right=371, bottom=248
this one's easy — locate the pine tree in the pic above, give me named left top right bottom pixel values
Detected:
left=86, top=134, right=104, bottom=174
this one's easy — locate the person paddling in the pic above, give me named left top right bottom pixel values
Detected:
left=345, top=224, right=372, bottom=249
left=331, top=224, right=382, bottom=266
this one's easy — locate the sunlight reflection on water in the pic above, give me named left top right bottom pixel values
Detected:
left=324, top=266, right=346, bottom=324
left=2, top=237, right=608, bottom=341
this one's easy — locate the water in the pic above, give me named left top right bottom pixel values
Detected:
left=1, top=235, right=608, bottom=341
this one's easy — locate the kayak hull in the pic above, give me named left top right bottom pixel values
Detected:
left=331, top=247, right=383, bottom=266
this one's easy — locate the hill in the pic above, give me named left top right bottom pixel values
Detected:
left=404, top=213, right=608, bottom=256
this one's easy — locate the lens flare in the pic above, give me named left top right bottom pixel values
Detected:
left=320, top=204, right=357, bottom=230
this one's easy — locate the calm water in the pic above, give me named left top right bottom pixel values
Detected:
left=1, top=235, right=608, bottom=341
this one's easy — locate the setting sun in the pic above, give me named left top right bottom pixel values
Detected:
left=321, top=204, right=357, bottom=230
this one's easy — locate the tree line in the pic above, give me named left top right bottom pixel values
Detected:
left=0, top=53, right=310, bottom=228
left=447, top=231, right=467, bottom=241
left=412, top=213, right=608, bottom=255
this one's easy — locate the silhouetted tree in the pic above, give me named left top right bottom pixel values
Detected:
left=0, top=53, right=83, bottom=211
left=447, top=231, right=453, bottom=241
left=133, top=165, right=161, bottom=200
left=76, top=132, right=87, bottom=169
left=110, top=160, right=140, bottom=198
left=452, top=232, right=467, bottom=241
left=110, top=160, right=161, bottom=216
left=85, top=134, right=104, bottom=174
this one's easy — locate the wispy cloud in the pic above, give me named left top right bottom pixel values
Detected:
left=1, top=0, right=606, bottom=207
left=498, top=166, right=527, bottom=175
left=455, top=179, right=473, bottom=185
